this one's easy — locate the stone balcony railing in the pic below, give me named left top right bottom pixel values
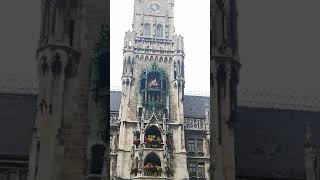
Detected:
left=184, top=118, right=207, bottom=131
left=110, top=114, right=119, bottom=126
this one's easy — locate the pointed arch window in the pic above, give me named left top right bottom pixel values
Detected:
left=144, top=23, right=151, bottom=37
left=143, top=153, right=162, bottom=176
left=144, top=126, right=163, bottom=148
left=156, top=24, right=163, bottom=38
left=90, top=144, right=106, bottom=174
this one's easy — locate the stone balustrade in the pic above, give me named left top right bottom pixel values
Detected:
left=184, top=118, right=207, bottom=131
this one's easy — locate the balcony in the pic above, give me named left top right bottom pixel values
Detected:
left=184, top=118, right=207, bottom=131
left=110, top=114, right=119, bottom=126
left=187, top=151, right=205, bottom=157
left=143, top=170, right=162, bottom=177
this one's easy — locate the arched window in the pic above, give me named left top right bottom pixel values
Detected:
left=143, top=153, right=162, bottom=176
left=156, top=24, right=163, bottom=38
left=144, top=126, right=162, bottom=148
left=144, top=23, right=151, bottom=37
left=90, top=144, right=106, bottom=174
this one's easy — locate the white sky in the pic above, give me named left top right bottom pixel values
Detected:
left=110, top=0, right=210, bottom=96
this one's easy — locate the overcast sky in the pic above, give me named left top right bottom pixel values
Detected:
left=0, top=0, right=320, bottom=97
left=110, top=0, right=210, bottom=96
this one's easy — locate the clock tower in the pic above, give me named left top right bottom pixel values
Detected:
left=112, top=0, right=189, bottom=179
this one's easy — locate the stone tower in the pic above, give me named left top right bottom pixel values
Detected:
left=27, top=1, right=108, bottom=180
left=113, top=0, right=188, bottom=179
left=210, top=0, right=240, bottom=180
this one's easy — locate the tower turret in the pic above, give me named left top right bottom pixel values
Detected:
left=210, top=0, right=240, bottom=180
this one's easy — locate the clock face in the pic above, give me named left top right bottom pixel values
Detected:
left=148, top=3, right=160, bottom=13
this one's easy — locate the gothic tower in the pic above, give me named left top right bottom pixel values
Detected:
left=210, top=0, right=240, bottom=180
left=28, top=1, right=108, bottom=180
left=113, top=0, right=188, bottom=179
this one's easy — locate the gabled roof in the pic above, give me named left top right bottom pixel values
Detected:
left=0, top=93, right=37, bottom=158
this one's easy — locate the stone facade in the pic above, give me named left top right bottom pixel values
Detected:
left=110, top=107, right=210, bottom=180
left=27, top=1, right=108, bottom=180
left=210, top=0, right=240, bottom=180
left=110, top=0, right=210, bottom=179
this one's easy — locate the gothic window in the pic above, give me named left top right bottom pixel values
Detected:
left=144, top=126, right=162, bottom=148
left=143, top=153, right=161, bottom=176
left=217, top=64, right=226, bottom=145
left=65, top=58, right=78, bottom=79
left=144, top=23, right=151, bottom=37
left=187, top=138, right=204, bottom=155
left=68, top=20, right=75, bottom=46
left=90, top=144, right=106, bottom=174
left=138, top=107, right=143, bottom=117
left=188, top=162, right=197, bottom=177
left=188, top=162, right=206, bottom=178
left=198, top=163, right=205, bottom=177
left=52, top=53, right=62, bottom=77
left=197, top=139, right=203, bottom=153
left=187, top=139, right=195, bottom=152
left=156, top=24, right=163, bottom=38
